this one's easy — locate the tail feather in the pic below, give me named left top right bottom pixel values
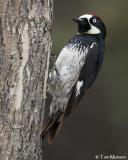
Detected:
left=41, top=110, right=64, bottom=144
left=48, top=113, right=64, bottom=144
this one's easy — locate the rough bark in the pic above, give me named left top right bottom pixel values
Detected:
left=0, top=0, right=53, bottom=159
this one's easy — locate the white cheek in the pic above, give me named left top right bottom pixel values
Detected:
left=86, top=24, right=101, bottom=34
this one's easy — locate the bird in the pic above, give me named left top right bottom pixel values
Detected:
left=41, top=13, right=106, bottom=144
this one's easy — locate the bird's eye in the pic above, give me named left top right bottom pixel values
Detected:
left=92, top=18, right=97, bottom=23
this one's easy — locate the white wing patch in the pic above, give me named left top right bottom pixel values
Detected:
left=90, top=42, right=96, bottom=48
left=76, top=80, right=83, bottom=96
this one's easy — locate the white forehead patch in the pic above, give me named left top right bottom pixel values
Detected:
left=79, top=14, right=101, bottom=34
left=79, top=14, right=93, bottom=20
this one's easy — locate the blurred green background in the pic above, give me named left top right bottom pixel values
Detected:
left=45, top=0, right=128, bottom=159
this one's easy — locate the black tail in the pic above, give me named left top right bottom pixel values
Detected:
left=41, top=110, right=64, bottom=144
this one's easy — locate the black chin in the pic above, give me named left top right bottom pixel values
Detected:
left=73, top=18, right=91, bottom=33
left=78, top=23, right=91, bottom=33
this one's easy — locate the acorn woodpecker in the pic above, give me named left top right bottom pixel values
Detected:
left=41, top=14, right=106, bottom=144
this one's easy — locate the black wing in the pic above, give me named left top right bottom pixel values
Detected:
left=64, top=42, right=104, bottom=118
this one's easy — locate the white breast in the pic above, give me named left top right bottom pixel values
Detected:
left=55, top=45, right=88, bottom=93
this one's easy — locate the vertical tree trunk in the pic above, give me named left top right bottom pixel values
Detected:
left=0, top=0, right=53, bottom=159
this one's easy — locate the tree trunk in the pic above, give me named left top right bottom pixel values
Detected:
left=0, top=0, right=53, bottom=159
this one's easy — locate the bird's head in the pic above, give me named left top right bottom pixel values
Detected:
left=73, top=14, right=106, bottom=38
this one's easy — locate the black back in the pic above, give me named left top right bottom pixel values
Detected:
left=64, top=34, right=105, bottom=118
